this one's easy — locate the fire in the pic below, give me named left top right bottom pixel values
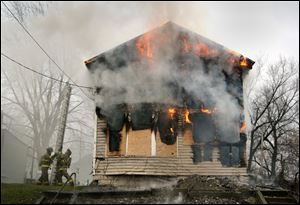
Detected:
left=185, top=109, right=192, bottom=123
left=228, top=51, right=249, bottom=68
left=136, top=33, right=153, bottom=60
left=182, top=36, right=192, bottom=53
left=240, top=122, right=247, bottom=133
left=200, top=108, right=213, bottom=114
left=239, top=56, right=248, bottom=67
left=181, top=36, right=218, bottom=58
left=168, top=108, right=176, bottom=119
left=194, top=43, right=218, bottom=58
left=200, top=107, right=216, bottom=115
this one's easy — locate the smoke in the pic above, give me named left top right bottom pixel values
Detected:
left=90, top=22, right=242, bottom=143
left=163, top=191, right=184, bottom=204
left=115, top=176, right=178, bottom=190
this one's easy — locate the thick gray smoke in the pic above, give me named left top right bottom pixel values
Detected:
left=90, top=22, right=241, bottom=143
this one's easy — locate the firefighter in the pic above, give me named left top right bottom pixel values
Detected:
left=56, top=149, right=73, bottom=186
left=38, top=147, right=55, bottom=185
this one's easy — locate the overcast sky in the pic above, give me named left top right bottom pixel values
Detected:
left=195, top=1, right=299, bottom=62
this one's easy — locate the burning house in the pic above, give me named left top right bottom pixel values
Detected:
left=85, top=22, right=254, bottom=186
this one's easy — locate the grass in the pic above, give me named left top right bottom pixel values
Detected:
left=1, top=183, right=84, bottom=204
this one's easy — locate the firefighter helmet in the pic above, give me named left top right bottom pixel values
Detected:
left=47, top=147, right=53, bottom=153
left=66, top=148, right=72, bottom=155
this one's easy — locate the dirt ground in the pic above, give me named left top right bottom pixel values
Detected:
left=72, top=176, right=257, bottom=204
left=7, top=176, right=295, bottom=204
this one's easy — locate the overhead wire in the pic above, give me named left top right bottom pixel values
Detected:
left=1, top=52, right=93, bottom=89
left=2, top=1, right=94, bottom=100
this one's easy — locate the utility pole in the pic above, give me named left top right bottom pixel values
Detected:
left=78, top=134, right=82, bottom=184
left=1, top=111, right=3, bottom=155
left=29, top=145, right=35, bottom=180
left=50, top=83, right=72, bottom=184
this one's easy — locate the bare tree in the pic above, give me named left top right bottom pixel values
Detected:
left=246, top=57, right=299, bottom=181
left=2, top=68, right=65, bottom=158
left=278, top=128, right=299, bottom=181
left=1, top=1, right=50, bottom=23
left=1, top=64, right=95, bottom=178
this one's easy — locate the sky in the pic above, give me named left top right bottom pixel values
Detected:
left=199, top=1, right=299, bottom=62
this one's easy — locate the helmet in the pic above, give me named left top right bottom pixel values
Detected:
left=47, top=147, right=53, bottom=153
left=66, top=149, right=72, bottom=155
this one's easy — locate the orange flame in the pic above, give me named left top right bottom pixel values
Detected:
left=240, top=56, right=248, bottom=67
left=136, top=33, right=153, bottom=60
left=185, top=109, right=192, bottom=123
left=181, top=36, right=218, bottom=58
left=200, top=108, right=213, bottom=114
left=228, top=51, right=249, bottom=68
left=194, top=43, right=218, bottom=57
left=168, top=108, right=176, bottom=119
left=240, top=122, right=247, bottom=133
left=200, top=107, right=216, bottom=115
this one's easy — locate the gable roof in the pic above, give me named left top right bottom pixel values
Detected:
left=84, top=21, right=254, bottom=71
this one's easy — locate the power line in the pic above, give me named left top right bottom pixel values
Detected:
left=2, top=1, right=94, bottom=100
left=1, top=52, right=93, bottom=89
